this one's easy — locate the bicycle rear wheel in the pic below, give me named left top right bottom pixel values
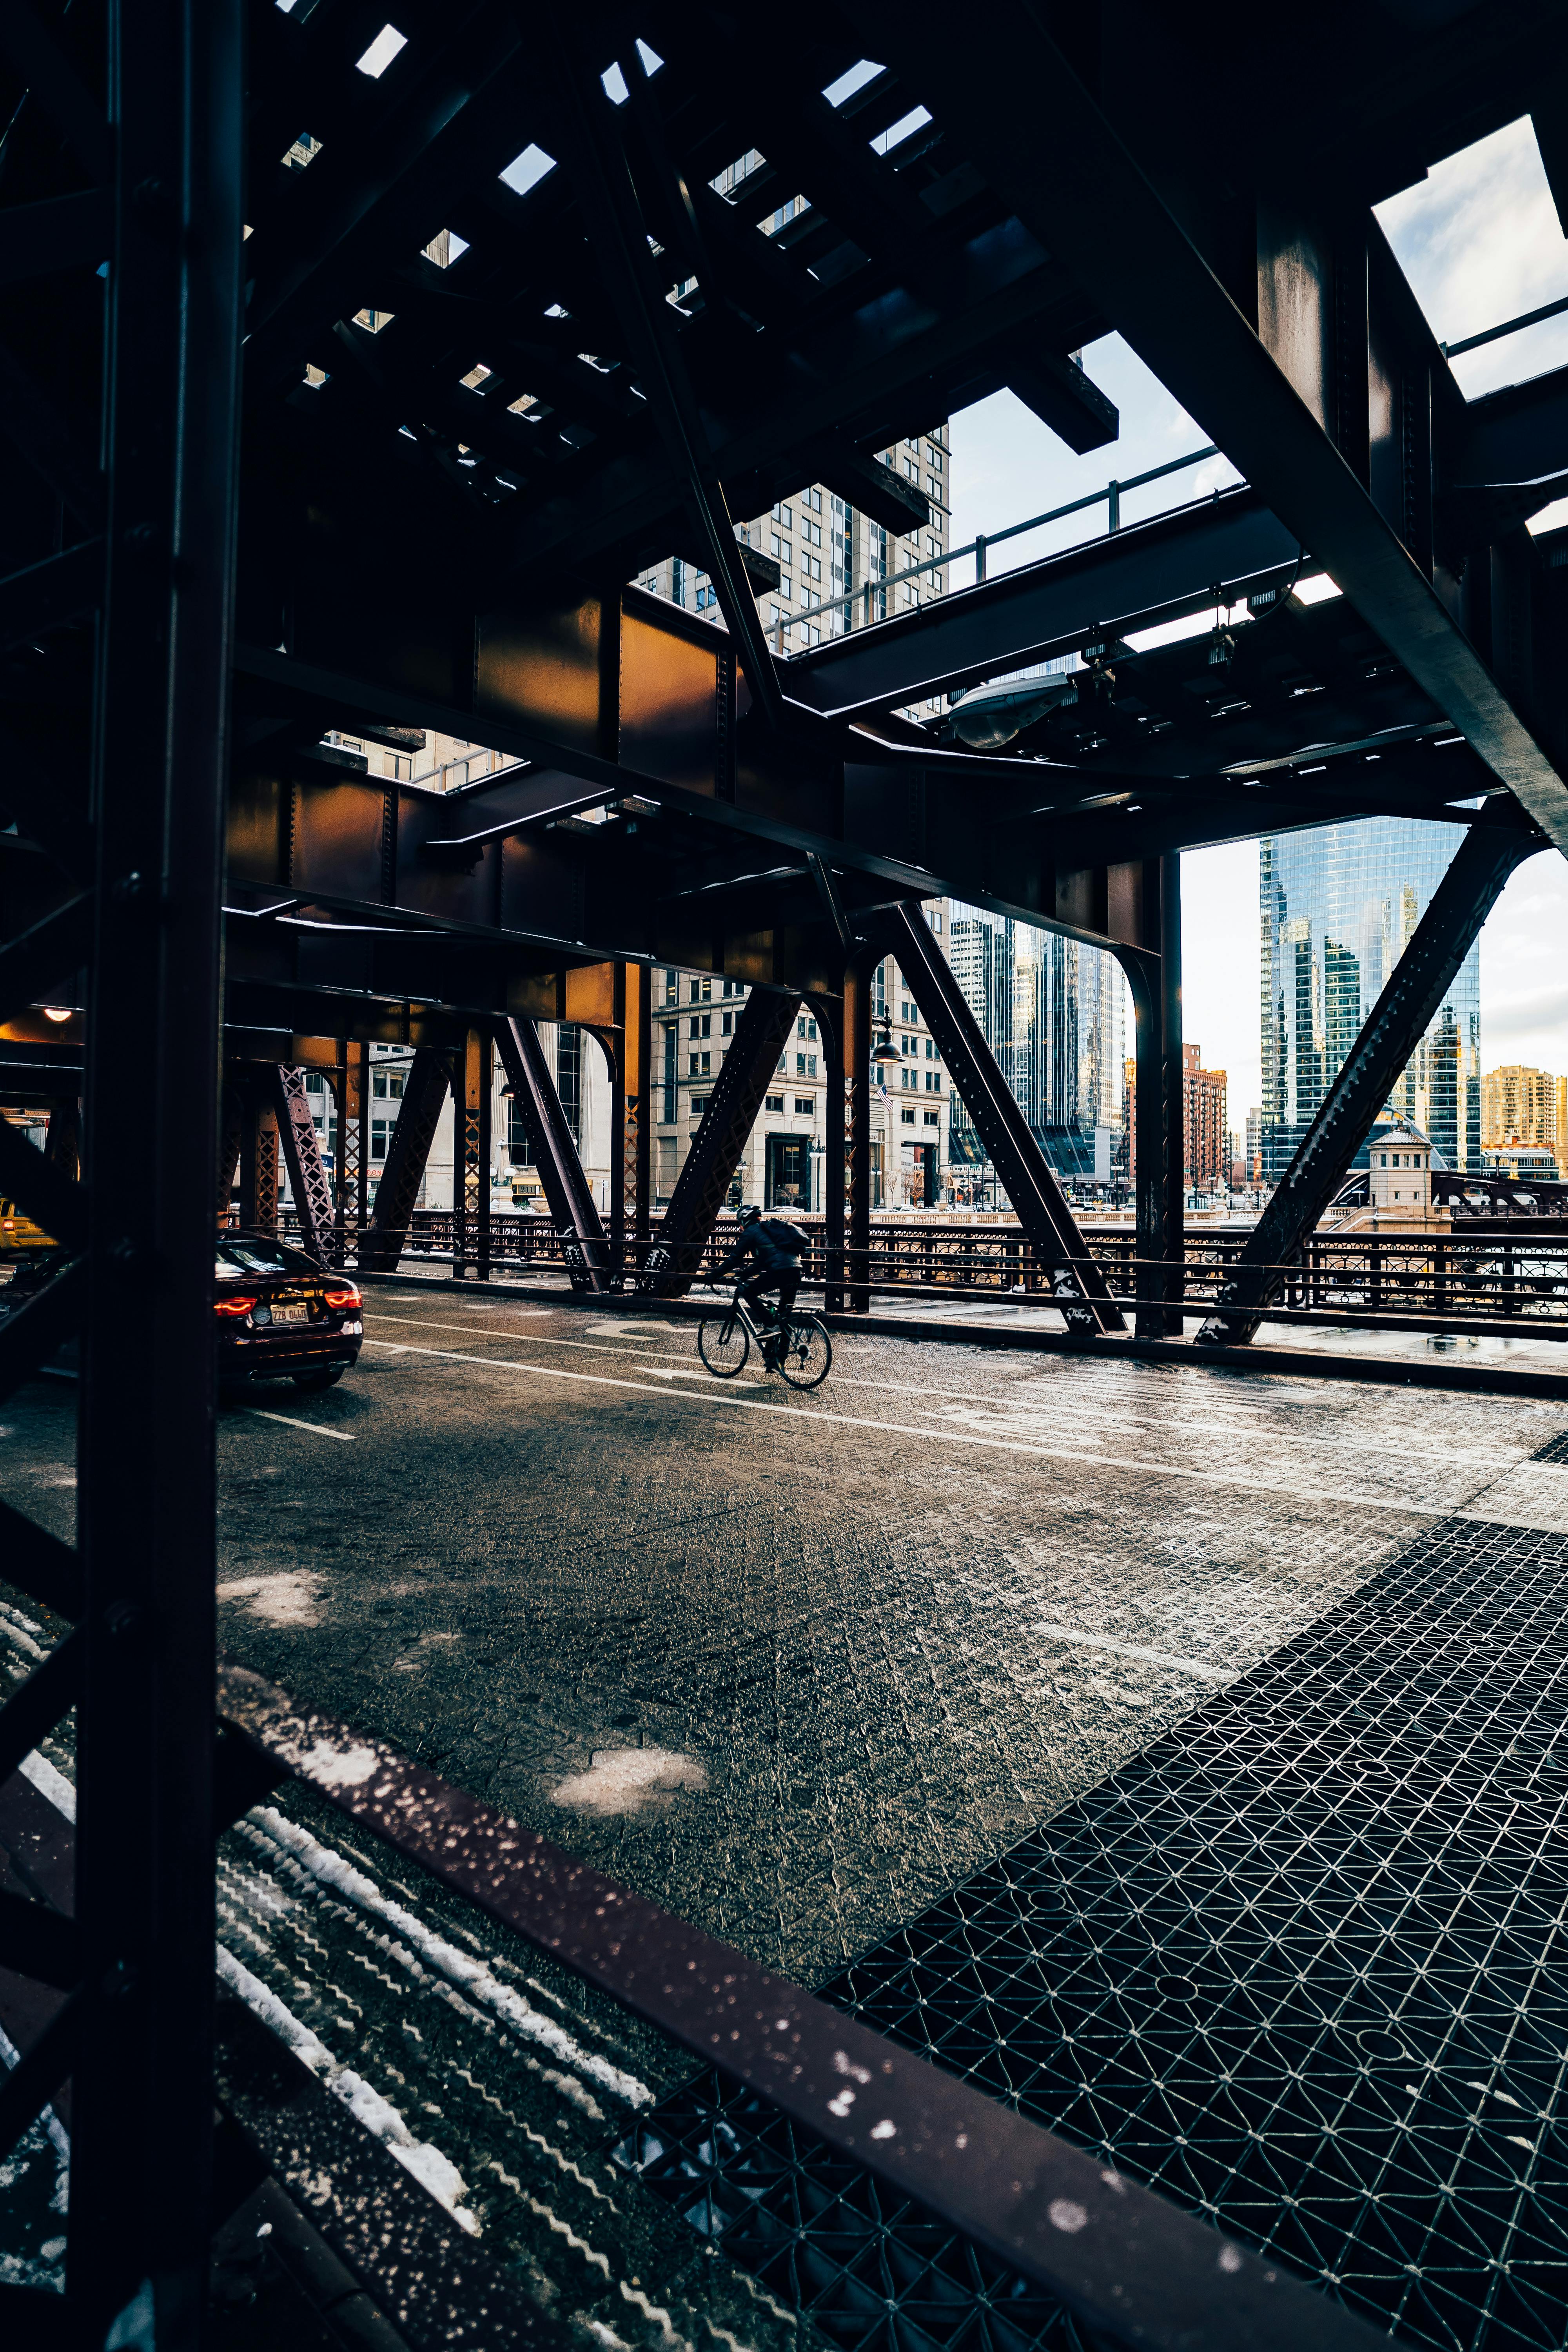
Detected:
left=698, top=1314, right=750, bottom=1377
left=777, top=1314, right=831, bottom=1389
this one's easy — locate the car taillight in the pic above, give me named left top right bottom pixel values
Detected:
left=323, top=1287, right=360, bottom=1310
left=214, top=1294, right=257, bottom=1318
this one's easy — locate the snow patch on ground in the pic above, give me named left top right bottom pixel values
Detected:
left=245, top=1806, right=651, bottom=2107
left=549, top=1749, right=707, bottom=1817
left=215, top=1571, right=322, bottom=1628
left=214, top=1942, right=481, bottom=2231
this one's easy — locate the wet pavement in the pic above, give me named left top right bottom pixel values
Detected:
left=3, top=1287, right=1568, bottom=2341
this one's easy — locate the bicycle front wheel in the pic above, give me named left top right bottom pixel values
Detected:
left=698, top=1315, right=750, bottom=1378
left=777, top=1314, right=831, bottom=1390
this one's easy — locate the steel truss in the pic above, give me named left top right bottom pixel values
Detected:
left=2, top=0, right=1568, bottom=2339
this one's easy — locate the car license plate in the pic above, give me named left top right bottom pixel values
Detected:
left=272, top=1301, right=309, bottom=1325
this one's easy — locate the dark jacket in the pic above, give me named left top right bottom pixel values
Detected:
left=720, top=1218, right=808, bottom=1275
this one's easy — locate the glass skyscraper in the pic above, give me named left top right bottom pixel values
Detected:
left=948, top=905, right=1124, bottom=1180
left=1259, top=818, right=1481, bottom=1178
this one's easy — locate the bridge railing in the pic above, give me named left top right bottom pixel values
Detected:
left=273, top=1210, right=1568, bottom=1339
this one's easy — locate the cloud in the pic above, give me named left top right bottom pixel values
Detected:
left=1376, top=115, right=1568, bottom=399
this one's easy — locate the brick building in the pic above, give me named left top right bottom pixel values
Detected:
left=1123, top=1043, right=1229, bottom=1189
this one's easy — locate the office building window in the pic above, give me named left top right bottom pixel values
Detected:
left=765, top=1094, right=784, bottom=1112
left=662, top=1022, right=677, bottom=1123
left=923, top=1111, right=939, bottom=1127
left=796, top=1053, right=817, bottom=1076
left=370, top=1118, right=393, bottom=1159
left=691, top=1013, right=711, bottom=1038
left=507, top=1099, right=534, bottom=1164
left=689, top=1051, right=710, bottom=1076
left=557, top=1024, right=583, bottom=1144
left=691, top=1095, right=708, bottom=1114
left=925, top=1071, right=942, bottom=1093
left=793, top=1096, right=814, bottom=1114
left=900, top=1108, right=916, bottom=1125
left=305, top=1072, right=326, bottom=1095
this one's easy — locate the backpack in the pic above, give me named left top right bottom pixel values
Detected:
left=757, top=1218, right=808, bottom=1262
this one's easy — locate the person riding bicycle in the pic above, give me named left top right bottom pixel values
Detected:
left=717, top=1205, right=808, bottom=1360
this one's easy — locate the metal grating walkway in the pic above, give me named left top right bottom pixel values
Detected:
left=621, top=1515, right=1568, bottom=2352
left=1529, top=1430, right=1568, bottom=1465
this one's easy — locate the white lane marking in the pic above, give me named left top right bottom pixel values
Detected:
left=639, top=1364, right=763, bottom=1387
left=363, top=1311, right=1544, bottom=1475
left=1030, top=1622, right=1235, bottom=1684
left=245, top=1409, right=355, bottom=1441
left=360, top=1339, right=1463, bottom=1515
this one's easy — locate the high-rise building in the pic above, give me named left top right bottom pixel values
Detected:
left=634, top=426, right=951, bottom=721
left=1122, top=1043, right=1228, bottom=1190
left=1259, top=819, right=1482, bottom=1179
left=1481, top=1064, right=1567, bottom=1173
left=947, top=905, right=1124, bottom=1184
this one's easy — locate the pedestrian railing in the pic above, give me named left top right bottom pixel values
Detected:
left=275, top=1210, right=1568, bottom=1340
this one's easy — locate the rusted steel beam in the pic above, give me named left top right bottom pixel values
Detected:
left=270, top=1066, right=335, bottom=1268
left=641, top=985, right=802, bottom=1295
left=361, top=1048, right=449, bottom=1274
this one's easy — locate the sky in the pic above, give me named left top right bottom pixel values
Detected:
left=947, top=116, right=1568, bottom=1124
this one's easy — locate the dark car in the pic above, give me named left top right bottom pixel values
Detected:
left=216, top=1230, right=363, bottom=1391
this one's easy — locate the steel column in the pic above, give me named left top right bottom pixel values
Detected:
left=336, top=1038, right=368, bottom=1266
left=814, top=989, right=848, bottom=1312
left=882, top=905, right=1124, bottom=1336
left=271, top=1067, right=336, bottom=1267
left=239, top=1084, right=279, bottom=1233
left=67, top=0, right=244, bottom=2330
left=1160, top=858, right=1184, bottom=1338
left=1122, top=956, right=1159, bottom=1339
left=1200, top=820, right=1539, bottom=1344
left=216, top=1082, right=243, bottom=1217
left=621, top=962, right=653, bottom=1285
left=641, top=985, right=802, bottom=1296
left=844, top=952, right=874, bottom=1311
left=452, top=1031, right=492, bottom=1282
left=361, top=1048, right=450, bottom=1273
left=494, top=1018, right=613, bottom=1294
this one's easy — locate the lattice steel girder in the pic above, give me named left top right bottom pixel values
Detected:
left=880, top=904, right=1124, bottom=1336
left=271, top=1065, right=336, bottom=1266
left=1199, top=818, right=1540, bottom=1345
left=850, top=1, right=1568, bottom=851
left=640, top=983, right=802, bottom=1295
left=492, top=1016, right=613, bottom=1294
left=361, top=1046, right=450, bottom=1273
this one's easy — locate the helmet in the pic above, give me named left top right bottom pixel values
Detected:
left=736, top=1204, right=762, bottom=1226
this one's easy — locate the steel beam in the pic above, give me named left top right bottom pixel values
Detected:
left=271, top=1065, right=336, bottom=1267
left=493, top=1017, right=613, bottom=1295
left=788, top=488, right=1299, bottom=718
left=238, top=1084, right=279, bottom=1233
left=67, top=0, right=244, bottom=2329
left=361, top=1047, right=449, bottom=1273
left=453, top=1030, right=492, bottom=1283
left=622, top=963, right=653, bottom=1282
left=217, top=1082, right=243, bottom=1216
left=336, top=1039, right=368, bottom=1264
left=1199, top=820, right=1539, bottom=1345
left=640, top=984, right=802, bottom=1296
left=546, top=28, right=782, bottom=728
left=852, top=0, right=1568, bottom=851
left=883, top=904, right=1123, bottom=1335
left=844, top=951, right=874, bottom=1311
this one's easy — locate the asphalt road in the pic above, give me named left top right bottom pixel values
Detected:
left=4, top=1285, right=1566, bottom=2341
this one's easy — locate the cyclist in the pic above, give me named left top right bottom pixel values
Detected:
left=717, top=1205, right=808, bottom=1364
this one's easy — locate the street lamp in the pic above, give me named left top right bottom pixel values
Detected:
left=870, top=1017, right=901, bottom=1211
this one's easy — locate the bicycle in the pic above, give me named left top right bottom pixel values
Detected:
left=697, top=1280, right=832, bottom=1389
